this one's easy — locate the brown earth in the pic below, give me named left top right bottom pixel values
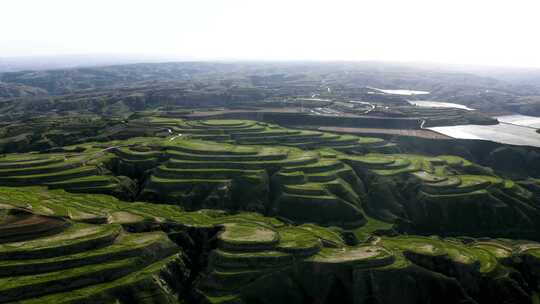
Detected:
left=319, top=126, right=451, bottom=139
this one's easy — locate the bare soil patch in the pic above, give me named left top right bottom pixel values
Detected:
left=319, top=126, right=451, bottom=139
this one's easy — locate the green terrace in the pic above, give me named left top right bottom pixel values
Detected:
left=0, top=223, right=122, bottom=260
left=0, top=148, right=126, bottom=197
left=273, top=158, right=366, bottom=228
left=1, top=125, right=537, bottom=238
left=24, top=128, right=529, bottom=237
left=130, top=138, right=369, bottom=228
left=0, top=225, right=180, bottom=302
left=341, top=153, right=516, bottom=195
left=0, top=187, right=539, bottom=303
left=0, top=187, right=364, bottom=303
left=0, top=121, right=396, bottom=227
left=0, top=192, right=183, bottom=302
left=338, top=152, right=540, bottom=237
left=379, top=235, right=506, bottom=274
left=129, top=118, right=393, bottom=153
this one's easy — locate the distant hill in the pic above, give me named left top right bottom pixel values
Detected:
left=1, top=61, right=540, bottom=115
left=0, top=81, right=47, bottom=99
left=0, top=54, right=175, bottom=73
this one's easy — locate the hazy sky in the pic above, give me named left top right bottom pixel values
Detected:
left=2, top=0, right=540, bottom=67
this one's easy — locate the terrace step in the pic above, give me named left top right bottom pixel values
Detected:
left=200, top=120, right=250, bottom=126
left=308, top=245, right=394, bottom=267
left=385, top=158, right=412, bottom=169
left=190, top=134, right=232, bottom=141
left=154, top=166, right=265, bottom=180
left=230, top=131, right=299, bottom=139
left=371, top=159, right=423, bottom=176
left=113, top=148, right=161, bottom=160
left=0, top=231, right=177, bottom=277
left=0, top=223, right=121, bottom=260
left=317, top=138, right=360, bottom=147
left=344, top=156, right=396, bottom=169
left=283, top=183, right=329, bottom=196
left=225, top=126, right=269, bottom=134
left=166, top=145, right=258, bottom=156
left=191, top=120, right=254, bottom=129
left=46, top=176, right=114, bottom=189
left=63, top=183, right=121, bottom=195
left=0, top=162, right=80, bottom=176
left=274, top=171, right=307, bottom=185
left=218, top=222, right=279, bottom=251
left=0, top=158, right=64, bottom=170
left=166, top=154, right=319, bottom=170
left=281, top=141, right=321, bottom=149
left=174, top=128, right=225, bottom=135
left=306, top=171, right=338, bottom=183
left=167, top=150, right=287, bottom=162
left=412, top=171, right=448, bottom=183
left=422, top=176, right=462, bottom=193
left=298, top=224, right=344, bottom=247
left=323, top=179, right=362, bottom=203
left=420, top=175, right=501, bottom=195
left=0, top=167, right=99, bottom=185
left=0, top=157, right=46, bottom=164
left=357, top=138, right=387, bottom=146
left=332, top=145, right=365, bottom=153
left=0, top=210, right=69, bottom=244
left=145, top=176, right=231, bottom=191
left=0, top=257, right=139, bottom=303
left=275, top=226, right=322, bottom=256
left=210, top=249, right=294, bottom=270
left=282, top=160, right=344, bottom=174
left=236, top=139, right=282, bottom=145
left=278, top=133, right=326, bottom=143
left=181, top=125, right=266, bottom=135
left=370, top=142, right=399, bottom=153
left=0, top=244, right=179, bottom=304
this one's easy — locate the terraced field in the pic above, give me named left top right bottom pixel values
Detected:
left=0, top=187, right=384, bottom=303
left=132, top=117, right=397, bottom=152
left=0, top=203, right=182, bottom=303
left=1, top=119, right=537, bottom=236
left=0, top=148, right=131, bottom=198
left=106, top=119, right=395, bottom=228
left=0, top=187, right=538, bottom=303
left=129, top=138, right=367, bottom=228
left=342, top=152, right=540, bottom=237
left=1, top=117, right=540, bottom=303
left=111, top=120, right=540, bottom=236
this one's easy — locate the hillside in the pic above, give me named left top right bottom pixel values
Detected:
left=0, top=82, right=47, bottom=99
left=1, top=62, right=540, bottom=115
left=1, top=112, right=540, bottom=303
left=1, top=62, right=540, bottom=303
